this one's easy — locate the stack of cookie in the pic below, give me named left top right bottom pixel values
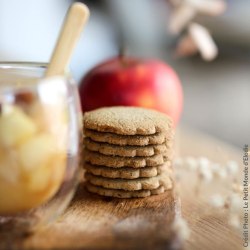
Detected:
left=82, top=107, right=174, bottom=198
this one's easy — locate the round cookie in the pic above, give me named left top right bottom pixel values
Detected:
left=84, top=129, right=174, bottom=146
left=83, top=106, right=173, bottom=135
left=84, top=171, right=172, bottom=191
left=84, top=162, right=171, bottom=179
left=84, top=138, right=172, bottom=157
left=85, top=182, right=171, bottom=198
left=83, top=149, right=170, bottom=168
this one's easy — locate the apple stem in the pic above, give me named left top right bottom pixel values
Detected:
left=119, top=46, right=129, bottom=67
left=119, top=46, right=126, bottom=58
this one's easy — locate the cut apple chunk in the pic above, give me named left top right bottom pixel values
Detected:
left=18, top=133, right=57, bottom=172
left=0, top=150, right=20, bottom=183
left=27, top=165, right=52, bottom=192
left=27, top=155, right=66, bottom=193
left=28, top=101, right=68, bottom=150
left=0, top=105, right=37, bottom=147
left=0, top=97, right=69, bottom=214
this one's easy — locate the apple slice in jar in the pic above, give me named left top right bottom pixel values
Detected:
left=0, top=104, right=67, bottom=215
left=18, top=133, right=67, bottom=209
left=0, top=105, right=37, bottom=147
left=0, top=149, right=20, bottom=184
left=19, top=133, right=58, bottom=171
left=28, top=100, right=68, bottom=151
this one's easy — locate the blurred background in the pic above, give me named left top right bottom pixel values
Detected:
left=0, top=0, right=249, bottom=148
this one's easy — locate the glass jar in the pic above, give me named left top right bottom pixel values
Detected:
left=0, top=62, right=81, bottom=233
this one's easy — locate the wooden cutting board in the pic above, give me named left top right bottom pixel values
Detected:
left=0, top=127, right=242, bottom=250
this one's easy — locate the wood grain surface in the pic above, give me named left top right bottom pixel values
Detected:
left=177, top=128, right=242, bottom=250
left=0, top=127, right=243, bottom=250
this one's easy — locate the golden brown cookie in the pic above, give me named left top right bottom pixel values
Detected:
left=84, top=137, right=172, bottom=157
left=83, top=106, right=173, bottom=135
left=84, top=162, right=171, bottom=179
left=84, top=171, right=172, bottom=191
left=83, top=149, right=169, bottom=168
left=85, top=182, right=171, bottom=198
left=84, top=129, right=173, bottom=146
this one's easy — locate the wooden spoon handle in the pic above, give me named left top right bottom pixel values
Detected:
left=46, top=3, right=89, bottom=77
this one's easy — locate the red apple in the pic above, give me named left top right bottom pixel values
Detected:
left=79, top=56, right=183, bottom=126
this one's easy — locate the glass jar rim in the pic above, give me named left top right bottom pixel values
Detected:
left=0, top=62, right=72, bottom=92
left=0, top=61, right=48, bottom=70
left=0, top=62, right=71, bottom=77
